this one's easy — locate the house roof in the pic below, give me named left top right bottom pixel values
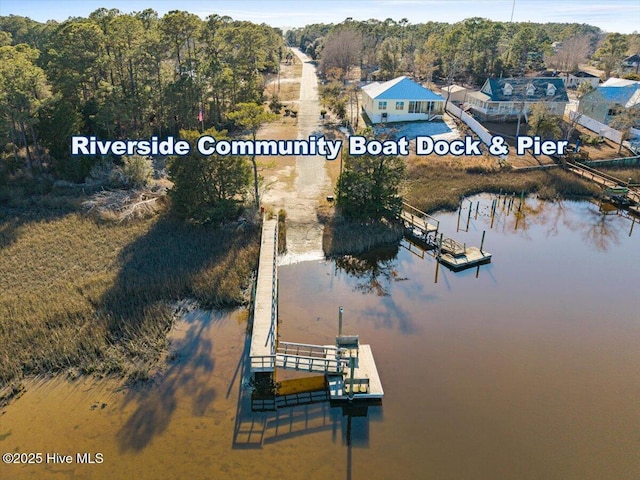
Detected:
left=481, top=77, right=569, bottom=102
left=467, top=91, right=491, bottom=102
left=362, top=76, right=444, bottom=101
left=442, top=85, right=468, bottom=93
left=595, top=85, right=640, bottom=108
left=623, top=54, right=640, bottom=62
left=537, top=70, right=559, bottom=77
left=601, top=77, right=640, bottom=87
left=572, top=71, right=599, bottom=78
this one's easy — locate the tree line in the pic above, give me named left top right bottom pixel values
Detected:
left=0, top=10, right=284, bottom=182
left=287, top=17, right=639, bottom=84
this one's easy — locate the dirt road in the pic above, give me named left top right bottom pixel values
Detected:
left=262, top=48, right=331, bottom=264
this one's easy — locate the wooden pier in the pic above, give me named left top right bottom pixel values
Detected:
left=568, top=162, right=640, bottom=205
left=249, top=219, right=278, bottom=373
left=249, top=220, right=384, bottom=410
left=400, top=202, right=492, bottom=271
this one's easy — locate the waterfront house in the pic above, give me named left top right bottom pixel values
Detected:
left=361, top=76, right=445, bottom=124
left=466, top=77, right=568, bottom=121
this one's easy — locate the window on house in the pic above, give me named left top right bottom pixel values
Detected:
left=503, top=83, right=513, bottom=95
left=409, top=101, right=429, bottom=113
left=546, top=83, right=556, bottom=96
left=396, top=101, right=404, bottom=110
left=378, top=101, right=387, bottom=110
left=526, top=84, right=535, bottom=96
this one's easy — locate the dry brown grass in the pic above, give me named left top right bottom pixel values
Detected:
left=405, top=153, right=600, bottom=213
left=595, top=166, right=640, bottom=184
left=0, top=192, right=260, bottom=388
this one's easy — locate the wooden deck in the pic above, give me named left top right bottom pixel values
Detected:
left=401, top=202, right=492, bottom=271
left=439, top=246, right=492, bottom=271
left=400, top=210, right=438, bottom=235
left=249, top=219, right=278, bottom=373
left=327, top=345, right=384, bottom=401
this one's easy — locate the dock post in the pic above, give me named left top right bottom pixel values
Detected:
left=480, top=230, right=486, bottom=253
left=518, top=190, right=525, bottom=213
left=475, top=201, right=479, bottom=219
left=348, top=357, right=355, bottom=400
left=457, top=204, right=462, bottom=231
left=339, top=306, right=343, bottom=337
left=490, top=201, right=496, bottom=228
left=466, top=203, right=472, bottom=230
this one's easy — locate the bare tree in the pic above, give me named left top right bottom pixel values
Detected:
left=545, top=35, right=591, bottom=75
left=319, top=28, right=363, bottom=81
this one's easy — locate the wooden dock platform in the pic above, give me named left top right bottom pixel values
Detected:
left=401, top=202, right=492, bottom=271
left=439, top=246, right=492, bottom=271
left=249, top=219, right=278, bottom=373
left=327, top=345, right=384, bottom=401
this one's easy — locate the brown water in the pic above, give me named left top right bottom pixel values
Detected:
left=1, top=196, right=639, bottom=480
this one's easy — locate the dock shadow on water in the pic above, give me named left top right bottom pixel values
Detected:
left=116, top=309, right=226, bottom=452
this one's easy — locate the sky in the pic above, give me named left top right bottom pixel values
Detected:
left=0, top=0, right=639, bottom=34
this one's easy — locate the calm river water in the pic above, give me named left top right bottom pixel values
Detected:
left=1, top=195, right=638, bottom=480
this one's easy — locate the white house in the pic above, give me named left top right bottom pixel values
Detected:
left=361, top=76, right=445, bottom=124
left=566, top=71, right=600, bottom=89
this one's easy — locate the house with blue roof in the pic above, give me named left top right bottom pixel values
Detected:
left=578, top=84, right=640, bottom=125
left=466, top=78, right=569, bottom=122
left=361, top=76, right=444, bottom=124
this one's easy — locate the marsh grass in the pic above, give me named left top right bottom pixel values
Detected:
left=0, top=192, right=260, bottom=388
left=405, top=155, right=599, bottom=213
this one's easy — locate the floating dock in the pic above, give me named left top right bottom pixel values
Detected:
left=439, top=246, right=492, bottom=271
left=400, top=202, right=492, bottom=271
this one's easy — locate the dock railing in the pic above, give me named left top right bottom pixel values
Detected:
left=267, top=220, right=278, bottom=351
left=401, top=201, right=440, bottom=232
left=572, top=162, right=640, bottom=203
left=276, top=342, right=348, bottom=373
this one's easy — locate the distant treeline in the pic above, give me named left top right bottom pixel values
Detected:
left=286, top=18, right=639, bottom=84
left=0, top=10, right=283, bottom=181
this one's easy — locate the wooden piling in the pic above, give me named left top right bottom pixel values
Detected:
left=480, top=230, right=486, bottom=253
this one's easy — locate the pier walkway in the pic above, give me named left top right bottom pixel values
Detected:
left=568, top=162, right=640, bottom=204
left=249, top=219, right=278, bottom=373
